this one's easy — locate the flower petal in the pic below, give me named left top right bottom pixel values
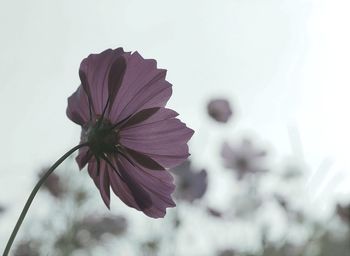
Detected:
left=121, top=107, right=161, bottom=128
left=88, top=158, right=111, bottom=208
left=79, top=48, right=127, bottom=115
left=109, top=155, right=175, bottom=218
left=124, top=147, right=165, bottom=171
left=99, top=163, right=111, bottom=209
left=109, top=52, right=172, bottom=123
left=76, top=147, right=93, bottom=170
left=66, top=86, right=91, bottom=125
left=120, top=109, right=194, bottom=168
left=116, top=159, right=153, bottom=210
left=107, top=56, right=127, bottom=112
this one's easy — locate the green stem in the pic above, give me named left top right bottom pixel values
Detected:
left=2, top=143, right=88, bottom=256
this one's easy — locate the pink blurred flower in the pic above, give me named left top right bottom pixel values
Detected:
left=67, top=48, right=194, bottom=218
left=207, top=98, right=233, bottom=123
left=171, top=160, right=208, bottom=202
left=221, top=139, right=267, bottom=179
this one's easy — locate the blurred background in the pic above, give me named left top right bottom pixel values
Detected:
left=0, top=0, right=349, bottom=255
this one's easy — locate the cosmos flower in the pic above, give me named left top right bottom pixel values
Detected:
left=170, top=160, right=207, bottom=202
left=207, top=98, right=232, bottom=123
left=66, top=48, right=194, bottom=218
left=221, top=138, right=267, bottom=180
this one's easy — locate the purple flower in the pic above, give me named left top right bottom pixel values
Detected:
left=170, top=160, right=208, bottom=202
left=207, top=98, right=233, bottom=123
left=66, top=48, right=194, bottom=218
left=221, top=139, right=267, bottom=179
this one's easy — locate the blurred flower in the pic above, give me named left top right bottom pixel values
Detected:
left=336, top=203, right=350, bottom=223
left=171, top=160, right=208, bottom=202
left=207, top=98, right=233, bottom=123
left=38, top=169, right=65, bottom=198
left=142, top=239, right=160, bottom=256
left=74, top=189, right=88, bottom=205
left=67, top=48, right=194, bottom=218
left=13, top=240, right=40, bottom=256
left=79, top=214, right=127, bottom=240
left=55, top=230, right=85, bottom=251
left=221, top=139, right=267, bottom=179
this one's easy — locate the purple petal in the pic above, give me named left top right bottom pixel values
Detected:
left=107, top=161, right=141, bottom=210
left=66, top=86, right=91, bottom=125
left=79, top=48, right=127, bottom=115
left=120, top=109, right=194, bottom=168
left=107, top=56, right=127, bottom=111
left=88, top=159, right=100, bottom=190
left=116, top=159, right=153, bottom=210
left=124, top=147, right=165, bottom=170
left=121, top=107, right=161, bottom=128
left=109, top=155, right=175, bottom=218
left=99, top=162, right=111, bottom=208
left=76, top=147, right=93, bottom=170
left=88, top=158, right=111, bottom=208
left=109, top=52, right=172, bottom=123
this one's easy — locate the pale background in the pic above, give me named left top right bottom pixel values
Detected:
left=0, top=0, right=350, bottom=254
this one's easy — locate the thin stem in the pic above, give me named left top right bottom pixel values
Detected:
left=2, top=143, right=88, bottom=256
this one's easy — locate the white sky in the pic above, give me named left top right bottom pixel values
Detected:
left=0, top=0, right=350, bottom=253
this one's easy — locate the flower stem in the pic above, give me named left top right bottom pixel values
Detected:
left=2, top=143, right=88, bottom=256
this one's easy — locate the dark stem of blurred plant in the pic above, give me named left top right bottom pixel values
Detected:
left=2, top=143, right=88, bottom=256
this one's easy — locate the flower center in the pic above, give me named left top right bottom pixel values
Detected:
left=87, top=118, right=119, bottom=157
